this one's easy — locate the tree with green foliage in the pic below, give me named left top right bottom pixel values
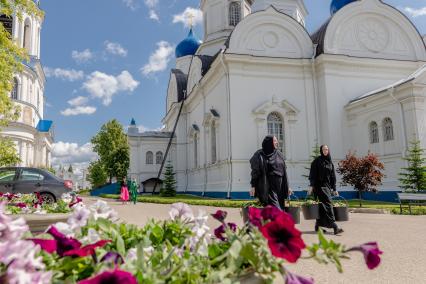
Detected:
left=160, top=161, right=176, bottom=197
left=399, top=140, right=426, bottom=192
left=88, top=160, right=108, bottom=189
left=0, top=137, right=20, bottom=166
left=0, top=0, right=42, bottom=166
left=91, top=119, right=130, bottom=182
left=302, top=143, right=320, bottom=179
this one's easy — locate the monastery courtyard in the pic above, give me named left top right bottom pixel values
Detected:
left=83, top=197, right=426, bottom=284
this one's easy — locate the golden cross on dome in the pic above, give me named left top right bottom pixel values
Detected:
left=187, top=13, right=195, bottom=28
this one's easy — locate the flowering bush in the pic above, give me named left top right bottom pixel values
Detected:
left=0, top=192, right=82, bottom=215
left=0, top=201, right=383, bottom=283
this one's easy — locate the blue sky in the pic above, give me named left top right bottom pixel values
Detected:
left=41, top=0, right=426, bottom=169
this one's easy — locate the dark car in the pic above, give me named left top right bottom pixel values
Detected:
left=0, top=167, right=73, bottom=203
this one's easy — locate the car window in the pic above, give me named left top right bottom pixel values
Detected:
left=19, top=170, right=45, bottom=181
left=0, top=169, right=15, bottom=182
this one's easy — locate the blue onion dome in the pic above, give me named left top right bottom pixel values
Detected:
left=175, top=28, right=202, bottom=58
left=130, top=118, right=136, bottom=126
left=330, top=0, right=357, bottom=15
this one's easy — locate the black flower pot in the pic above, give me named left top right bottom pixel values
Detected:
left=302, top=204, right=320, bottom=220
left=333, top=206, right=349, bottom=222
left=284, top=206, right=300, bottom=224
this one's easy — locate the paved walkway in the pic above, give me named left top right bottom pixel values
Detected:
left=83, top=197, right=426, bottom=284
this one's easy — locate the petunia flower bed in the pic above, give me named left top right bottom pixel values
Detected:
left=0, top=192, right=82, bottom=215
left=0, top=201, right=383, bottom=283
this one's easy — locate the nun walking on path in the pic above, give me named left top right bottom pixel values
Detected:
left=249, top=135, right=290, bottom=211
left=309, top=145, right=344, bottom=235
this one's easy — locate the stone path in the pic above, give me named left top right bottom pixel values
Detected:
left=83, top=197, right=426, bottom=284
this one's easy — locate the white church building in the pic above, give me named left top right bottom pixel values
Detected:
left=0, top=0, right=53, bottom=168
left=128, top=0, right=426, bottom=198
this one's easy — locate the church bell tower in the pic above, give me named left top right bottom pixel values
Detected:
left=198, top=0, right=254, bottom=56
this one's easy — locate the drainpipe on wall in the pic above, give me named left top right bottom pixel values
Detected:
left=219, top=49, right=233, bottom=199
left=389, top=87, right=408, bottom=161
left=310, top=44, right=320, bottom=145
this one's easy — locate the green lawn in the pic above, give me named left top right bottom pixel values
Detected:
left=99, top=194, right=426, bottom=215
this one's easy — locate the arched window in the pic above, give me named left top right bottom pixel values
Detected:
left=267, top=112, right=284, bottom=153
left=155, top=151, right=163, bottom=164
left=369, top=122, right=379, bottom=144
left=383, top=118, right=394, bottom=141
left=211, top=121, right=217, bottom=164
left=11, top=78, right=18, bottom=100
left=23, top=19, right=31, bottom=52
left=146, top=151, right=153, bottom=165
left=194, top=133, right=198, bottom=168
left=229, top=2, right=241, bottom=26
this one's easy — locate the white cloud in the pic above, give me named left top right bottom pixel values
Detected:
left=144, top=0, right=158, bottom=9
left=52, top=142, right=98, bottom=178
left=83, top=70, right=140, bottom=105
left=72, top=49, right=94, bottom=63
left=105, top=41, right=128, bottom=57
left=44, top=67, right=84, bottom=82
left=61, top=106, right=97, bottom=116
left=173, top=7, right=203, bottom=28
left=149, top=10, right=160, bottom=21
left=144, top=0, right=160, bottom=21
left=404, top=7, right=426, bottom=17
left=67, top=96, right=89, bottom=107
left=122, top=0, right=138, bottom=10
left=141, top=41, right=174, bottom=76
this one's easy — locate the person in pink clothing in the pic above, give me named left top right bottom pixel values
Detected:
left=120, top=178, right=130, bottom=205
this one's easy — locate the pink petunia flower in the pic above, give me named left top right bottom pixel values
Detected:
left=211, top=210, right=227, bottom=222
left=346, top=242, right=383, bottom=270
left=214, top=223, right=237, bottom=241
left=286, top=271, right=314, bottom=284
left=260, top=217, right=305, bottom=263
left=247, top=207, right=263, bottom=228
left=78, top=269, right=137, bottom=284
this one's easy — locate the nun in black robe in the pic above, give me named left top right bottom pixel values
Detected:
left=309, top=145, right=344, bottom=235
left=249, top=135, right=289, bottom=210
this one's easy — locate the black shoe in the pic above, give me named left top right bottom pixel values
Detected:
left=334, top=228, right=344, bottom=235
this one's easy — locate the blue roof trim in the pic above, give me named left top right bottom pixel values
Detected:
left=36, top=120, right=52, bottom=132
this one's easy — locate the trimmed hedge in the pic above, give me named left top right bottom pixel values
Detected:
left=100, top=194, right=257, bottom=208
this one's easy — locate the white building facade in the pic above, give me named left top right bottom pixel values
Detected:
left=0, top=0, right=53, bottom=168
left=130, top=0, right=426, bottom=198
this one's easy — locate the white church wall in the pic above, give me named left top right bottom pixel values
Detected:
left=226, top=57, right=316, bottom=192
left=316, top=57, right=421, bottom=160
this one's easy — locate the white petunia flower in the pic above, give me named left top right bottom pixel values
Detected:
left=53, top=222, right=74, bottom=237
left=68, top=205, right=91, bottom=229
left=169, top=202, right=194, bottom=221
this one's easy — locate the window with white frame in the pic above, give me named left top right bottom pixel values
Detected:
left=146, top=151, right=153, bottom=164
left=155, top=151, right=163, bottom=164
left=11, top=78, right=18, bottom=100
left=229, top=2, right=241, bottom=26
left=194, top=132, right=198, bottom=168
left=369, top=122, right=379, bottom=144
left=23, top=19, right=31, bottom=52
left=383, top=118, right=394, bottom=141
left=267, top=112, right=284, bottom=153
left=211, top=121, right=217, bottom=164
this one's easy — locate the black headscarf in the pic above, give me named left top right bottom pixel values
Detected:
left=262, top=135, right=276, bottom=156
left=320, top=145, right=332, bottom=162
